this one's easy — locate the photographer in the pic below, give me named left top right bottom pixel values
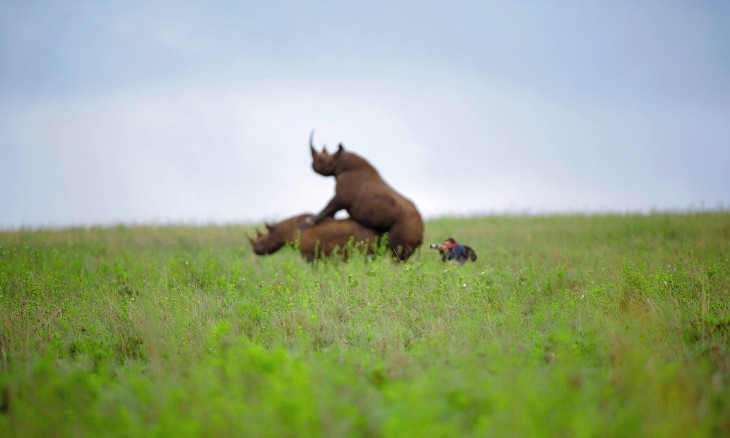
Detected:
left=431, top=237, right=469, bottom=264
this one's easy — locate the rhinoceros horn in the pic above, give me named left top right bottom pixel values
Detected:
left=310, top=129, right=328, bottom=155
left=310, top=130, right=317, bottom=156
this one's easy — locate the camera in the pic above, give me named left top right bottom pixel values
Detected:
left=429, top=243, right=445, bottom=250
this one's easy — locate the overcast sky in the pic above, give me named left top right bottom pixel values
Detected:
left=1, top=1, right=728, bottom=228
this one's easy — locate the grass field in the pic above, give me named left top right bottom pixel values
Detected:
left=1, top=212, right=728, bottom=436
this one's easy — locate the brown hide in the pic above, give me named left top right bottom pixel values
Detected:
left=310, top=135, right=424, bottom=261
left=249, top=213, right=380, bottom=262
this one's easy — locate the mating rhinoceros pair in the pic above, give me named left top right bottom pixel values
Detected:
left=249, top=132, right=424, bottom=261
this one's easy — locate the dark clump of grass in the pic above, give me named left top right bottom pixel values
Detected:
left=0, top=212, right=728, bottom=436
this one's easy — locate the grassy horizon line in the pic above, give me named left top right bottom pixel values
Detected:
left=1, top=206, right=728, bottom=232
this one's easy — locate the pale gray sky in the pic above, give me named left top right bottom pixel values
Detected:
left=1, top=1, right=728, bottom=228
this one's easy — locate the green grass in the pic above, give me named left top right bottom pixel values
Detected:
left=1, top=213, right=728, bottom=436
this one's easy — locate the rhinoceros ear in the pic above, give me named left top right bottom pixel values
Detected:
left=336, top=143, right=344, bottom=155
